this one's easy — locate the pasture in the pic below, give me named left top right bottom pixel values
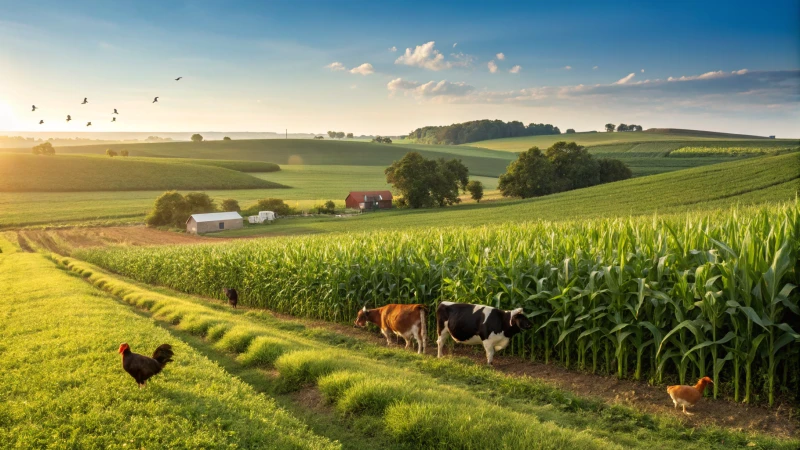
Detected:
left=0, top=153, right=285, bottom=192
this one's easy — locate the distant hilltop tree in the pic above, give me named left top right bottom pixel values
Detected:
left=372, top=136, right=392, bottom=144
left=106, top=149, right=118, bottom=157
left=605, top=123, right=616, bottom=132
left=566, top=128, right=576, bottom=134
left=223, top=136, right=232, bottom=141
left=120, top=149, right=129, bottom=157
left=31, top=141, right=55, bottom=155
left=327, top=131, right=336, bottom=139
left=335, top=131, right=345, bottom=139
left=313, top=135, right=325, bottom=140
left=407, top=119, right=560, bottom=145
left=191, top=134, right=204, bottom=143
left=346, top=132, right=353, bottom=139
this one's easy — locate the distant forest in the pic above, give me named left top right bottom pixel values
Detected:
left=407, top=119, right=561, bottom=145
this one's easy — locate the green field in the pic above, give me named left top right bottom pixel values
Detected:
left=0, top=241, right=338, bottom=449
left=0, top=154, right=285, bottom=192
left=466, top=130, right=796, bottom=153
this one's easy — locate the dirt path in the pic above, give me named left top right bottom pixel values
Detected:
left=267, top=310, right=798, bottom=439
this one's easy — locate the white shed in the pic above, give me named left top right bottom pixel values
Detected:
left=259, top=211, right=276, bottom=221
left=186, top=211, right=243, bottom=234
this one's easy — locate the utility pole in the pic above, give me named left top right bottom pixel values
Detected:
left=285, top=128, right=287, bottom=139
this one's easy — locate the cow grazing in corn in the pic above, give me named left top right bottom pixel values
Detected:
left=355, top=304, right=428, bottom=354
left=436, top=301, right=532, bottom=365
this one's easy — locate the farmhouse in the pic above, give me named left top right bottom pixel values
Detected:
left=345, top=190, right=393, bottom=210
left=186, top=211, right=243, bottom=234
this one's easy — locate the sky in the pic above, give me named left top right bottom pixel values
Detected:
left=0, top=0, right=798, bottom=136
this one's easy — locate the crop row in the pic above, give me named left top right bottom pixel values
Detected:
left=77, top=201, right=800, bottom=406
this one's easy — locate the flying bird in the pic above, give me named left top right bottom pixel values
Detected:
left=113, top=108, right=119, bottom=114
left=175, top=77, right=182, bottom=81
left=111, top=117, right=116, bottom=122
left=118, top=343, right=174, bottom=388
left=667, top=377, right=714, bottom=415
left=32, top=105, right=37, bottom=111
left=82, top=98, right=88, bottom=104
left=152, top=97, right=159, bottom=103
left=86, top=122, right=92, bottom=127
left=39, top=120, right=44, bottom=124
left=66, top=115, right=72, bottom=122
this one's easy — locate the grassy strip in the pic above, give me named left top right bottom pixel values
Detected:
left=58, top=256, right=798, bottom=449
left=0, top=242, right=338, bottom=449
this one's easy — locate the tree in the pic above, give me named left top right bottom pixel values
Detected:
left=617, top=123, right=629, bottom=132
left=146, top=191, right=191, bottom=227
left=335, top=131, right=345, bottom=139
left=385, top=152, right=468, bottom=208
left=566, top=129, right=576, bottom=134
left=498, top=147, right=556, bottom=198
left=221, top=198, right=240, bottom=212
left=605, top=123, right=616, bottom=132
left=545, top=141, right=600, bottom=191
left=191, top=134, right=203, bottom=143
left=466, top=180, right=484, bottom=203
left=243, top=198, right=294, bottom=216
left=120, top=149, right=129, bottom=157
left=106, top=149, right=118, bottom=157
left=346, top=133, right=353, bottom=139
left=184, top=192, right=216, bottom=214
left=327, top=131, right=336, bottom=139
left=31, top=142, right=55, bottom=155
left=597, top=158, right=633, bottom=183
left=223, top=136, right=232, bottom=141
left=635, top=125, right=643, bottom=132
left=324, top=200, right=336, bottom=212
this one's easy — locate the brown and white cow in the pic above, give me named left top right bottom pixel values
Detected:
left=354, top=304, right=427, bottom=354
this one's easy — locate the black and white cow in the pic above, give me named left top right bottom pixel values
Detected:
left=436, top=301, right=532, bottom=365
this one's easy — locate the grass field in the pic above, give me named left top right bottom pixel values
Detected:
left=34, top=249, right=795, bottom=448
left=466, top=130, right=797, bottom=153
left=0, top=153, right=285, bottom=192
left=0, top=240, right=338, bottom=449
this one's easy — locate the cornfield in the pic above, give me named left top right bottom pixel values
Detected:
left=670, top=146, right=798, bottom=157
left=77, top=201, right=800, bottom=405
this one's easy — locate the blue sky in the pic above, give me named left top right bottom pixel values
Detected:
left=1, top=0, right=798, bottom=136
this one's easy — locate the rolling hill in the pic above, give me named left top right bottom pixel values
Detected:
left=0, top=154, right=286, bottom=192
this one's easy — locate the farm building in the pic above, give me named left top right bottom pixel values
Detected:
left=345, top=190, right=393, bottom=210
left=186, top=211, right=243, bottom=234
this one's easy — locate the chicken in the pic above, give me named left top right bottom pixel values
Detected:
left=119, top=343, right=174, bottom=388
left=667, top=376, right=713, bottom=415
left=223, top=288, right=238, bottom=308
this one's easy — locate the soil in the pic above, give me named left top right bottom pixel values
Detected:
left=271, top=311, right=799, bottom=439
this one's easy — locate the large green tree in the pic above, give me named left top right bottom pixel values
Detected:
left=498, top=147, right=555, bottom=198
left=545, top=141, right=600, bottom=191
left=385, top=152, right=469, bottom=208
left=191, top=134, right=203, bottom=143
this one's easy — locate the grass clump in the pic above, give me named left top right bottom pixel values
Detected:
left=213, top=326, right=262, bottom=353
left=238, top=336, right=290, bottom=367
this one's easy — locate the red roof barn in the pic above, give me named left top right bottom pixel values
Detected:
left=345, top=190, right=393, bottom=210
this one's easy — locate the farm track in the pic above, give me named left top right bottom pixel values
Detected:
left=57, top=251, right=799, bottom=442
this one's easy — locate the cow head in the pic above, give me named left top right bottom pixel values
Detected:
left=510, top=308, right=532, bottom=330
left=354, top=306, right=369, bottom=327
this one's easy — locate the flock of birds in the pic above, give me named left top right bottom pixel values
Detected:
left=32, top=77, right=181, bottom=126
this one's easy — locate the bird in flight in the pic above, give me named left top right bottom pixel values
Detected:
left=175, top=77, right=182, bottom=81
left=86, top=122, right=92, bottom=127
left=32, top=105, right=37, bottom=111
left=66, top=115, right=72, bottom=122
left=39, top=120, right=44, bottom=124
left=153, top=97, right=159, bottom=103
left=111, top=117, right=116, bottom=122
left=113, top=108, right=119, bottom=114
left=82, top=98, right=88, bottom=104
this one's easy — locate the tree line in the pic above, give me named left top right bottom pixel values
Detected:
left=146, top=193, right=298, bottom=228
left=407, top=119, right=562, bottom=145
left=327, top=131, right=354, bottom=139
left=605, top=123, right=644, bottom=132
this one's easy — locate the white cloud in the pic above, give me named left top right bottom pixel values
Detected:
left=510, top=65, right=521, bottom=74
left=641, top=69, right=645, bottom=73
left=488, top=60, right=498, bottom=73
left=395, top=41, right=449, bottom=70
left=593, top=66, right=598, bottom=70
left=614, top=73, right=636, bottom=85
left=564, top=65, right=572, bottom=70
left=453, top=42, right=457, bottom=48
left=387, top=78, right=475, bottom=100
left=732, top=69, right=748, bottom=75
left=450, top=52, right=475, bottom=68
left=349, top=63, right=374, bottom=75
left=496, top=52, right=505, bottom=60
left=389, top=46, right=397, bottom=52
left=325, top=62, right=345, bottom=71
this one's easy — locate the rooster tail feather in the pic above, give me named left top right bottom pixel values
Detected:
left=152, top=344, right=174, bottom=367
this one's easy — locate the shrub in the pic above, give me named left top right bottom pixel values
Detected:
left=242, top=198, right=295, bottom=216
left=221, top=199, right=240, bottom=212
left=191, top=134, right=204, bottom=143
left=120, top=150, right=129, bottom=157
left=31, top=142, right=55, bottom=155
left=466, top=180, right=484, bottom=203
left=105, top=149, right=118, bottom=157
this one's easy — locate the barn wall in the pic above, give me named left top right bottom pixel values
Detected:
left=191, top=219, right=243, bottom=234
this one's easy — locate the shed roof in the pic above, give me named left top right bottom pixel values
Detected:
left=187, top=212, right=243, bottom=223
left=346, top=190, right=393, bottom=201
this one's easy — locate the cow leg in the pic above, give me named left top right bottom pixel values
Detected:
left=402, top=334, right=411, bottom=349
left=381, top=328, right=392, bottom=346
left=412, top=328, right=423, bottom=354
left=482, top=340, right=496, bottom=365
left=437, top=327, right=451, bottom=358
